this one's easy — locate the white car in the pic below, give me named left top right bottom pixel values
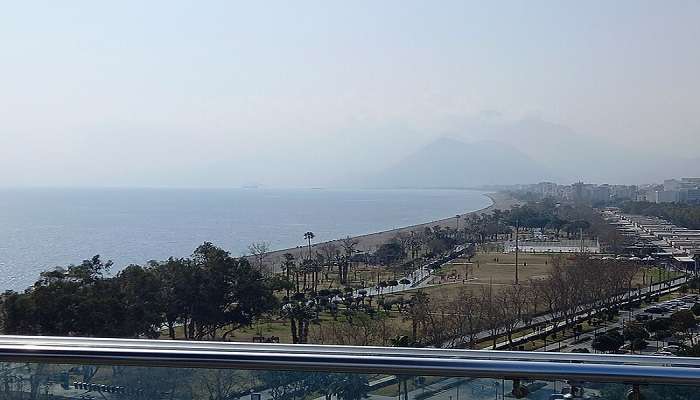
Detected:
left=663, top=345, right=680, bottom=353
left=653, top=351, right=674, bottom=356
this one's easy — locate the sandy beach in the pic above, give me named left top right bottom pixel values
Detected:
left=262, top=191, right=518, bottom=268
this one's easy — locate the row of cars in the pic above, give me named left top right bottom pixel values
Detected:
left=642, top=294, right=698, bottom=356
left=652, top=344, right=681, bottom=356
left=643, top=294, right=699, bottom=316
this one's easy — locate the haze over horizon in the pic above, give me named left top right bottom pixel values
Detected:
left=2, top=1, right=699, bottom=188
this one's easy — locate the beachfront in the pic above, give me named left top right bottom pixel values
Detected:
left=262, top=192, right=518, bottom=272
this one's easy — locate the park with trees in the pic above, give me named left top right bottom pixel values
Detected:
left=0, top=199, right=689, bottom=352
left=0, top=198, right=698, bottom=399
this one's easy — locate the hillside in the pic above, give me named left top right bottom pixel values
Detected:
left=366, top=137, right=554, bottom=188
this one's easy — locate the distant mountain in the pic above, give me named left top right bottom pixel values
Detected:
left=454, top=117, right=700, bottom=184
left=366, top=137, right=556, bottom=188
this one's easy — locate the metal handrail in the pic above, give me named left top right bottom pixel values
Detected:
left=0, top=336, right=698, bottom=385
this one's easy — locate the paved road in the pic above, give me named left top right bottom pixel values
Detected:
left=538, top=286, right=696, bottom=354
left=366, top=375, right=577, bottom=400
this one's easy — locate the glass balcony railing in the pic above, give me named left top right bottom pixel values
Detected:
left=0, top=335, right=698, bottom=399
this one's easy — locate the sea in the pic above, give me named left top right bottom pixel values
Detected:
left=0, top=188, right=491, bottom=291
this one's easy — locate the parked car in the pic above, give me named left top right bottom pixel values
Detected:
left=653, top=351, right=674, bottom=356
left=662, top=345, right=680, bottom=353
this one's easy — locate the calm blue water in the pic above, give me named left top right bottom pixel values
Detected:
left=0, top=188, right=490, bottom=290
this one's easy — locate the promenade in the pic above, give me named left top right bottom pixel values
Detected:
left=261, top=192, right=518, bottom=273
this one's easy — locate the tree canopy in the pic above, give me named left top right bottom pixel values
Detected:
left=0, top=243, right=279, bottom=340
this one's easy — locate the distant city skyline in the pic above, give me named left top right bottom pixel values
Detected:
left=512, top=176, right=700, bottom=205
left=1, top=1, right=699, bottom=187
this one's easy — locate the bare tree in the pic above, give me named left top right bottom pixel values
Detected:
left=394, top=232, right=413, bottom=259
left=480, top=280, right=503, bottom=349
left=402, top=291, right=431, bottom=344
left=436, top=289, right=483, bottom=348
left=498, top=284, right=532, bottom=348
left=533, top=277, right=558, bottom=331
left=311, top=309, right=397, bottom=346
left=197, top=369, right=249, bottom=400
left=248, top=241, right=271, bottom=275
left=457, top=289, right=483, bottom=348
left=339, top=236, right=358, bottom=284
left=319, top=242, right=338, bottom=274
left=535, top=254, right=644, bottom=341
left=550, top=257, right=582, bottom=327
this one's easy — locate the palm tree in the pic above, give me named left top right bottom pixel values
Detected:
left=281, top=299, right=317, bottom=344
left=281, top=253, right=297, bottom=296
left=304, top=231, right=315, bottom=260
left=301, top=259, right=314, bottom=291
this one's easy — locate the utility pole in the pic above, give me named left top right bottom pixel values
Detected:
left=515, top=219, right=520, bottom=285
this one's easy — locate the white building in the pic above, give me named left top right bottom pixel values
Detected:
left=504, top=239, right=600, bottom=254
left=652, top=190, right=680, bottom=203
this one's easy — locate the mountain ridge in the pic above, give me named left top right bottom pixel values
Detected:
left=365, top=137, right=557, bottom=189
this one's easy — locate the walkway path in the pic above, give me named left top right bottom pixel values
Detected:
left=347, top=245, right=471, bottom=299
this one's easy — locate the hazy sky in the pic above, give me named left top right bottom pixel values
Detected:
left=2, top=1, right=699, bottom=187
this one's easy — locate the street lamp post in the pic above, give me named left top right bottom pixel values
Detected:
left=515, top=219, right=520, bottom=285
left=543, top=331, right=547, bottom=351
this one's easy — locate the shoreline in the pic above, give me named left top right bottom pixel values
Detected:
left=263, top=191, right=518, bottom=268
